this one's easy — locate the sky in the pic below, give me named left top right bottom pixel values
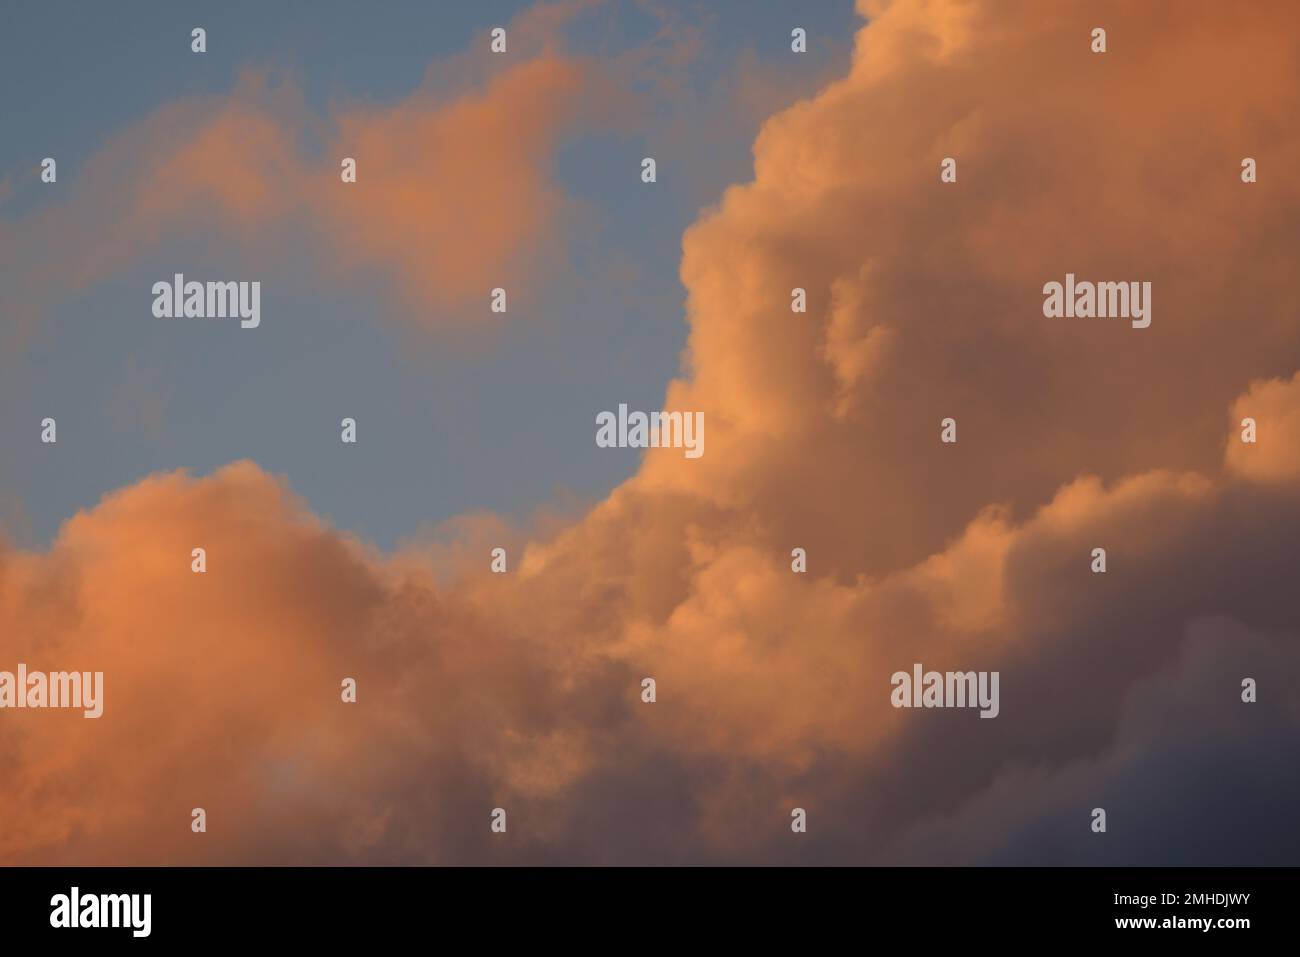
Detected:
left=0, top=0, right=854, bottom=550
left=2, top=0, right=1299, bottom=866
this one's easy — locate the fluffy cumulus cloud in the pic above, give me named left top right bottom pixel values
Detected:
left=4, top=0, right=1300, bottom=863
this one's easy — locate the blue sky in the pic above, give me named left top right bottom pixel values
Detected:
left=0, top=1, right=856, bottom=549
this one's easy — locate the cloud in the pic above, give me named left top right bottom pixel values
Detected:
left=4, top=376, right=1299, bottom=864
left=0, top=462, right=607, bottom=864
left=877, top=617, right=1300, bottom=865
left=0, top=5, right=607, bottom=354
left=324, top=56, right=589, bottom=319
left=645, top=0, right=1300, bottom=578
left=4, top=0, right=1300, bottom=864
left=1227, top=370, right=1300, bottom=483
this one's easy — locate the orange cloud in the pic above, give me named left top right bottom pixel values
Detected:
left=3, top=373, right=1297, bottom=864
left=325, top=55, right=589, bottom=317
left=0, top=12, right=604, bottom=350
left=1226, top=370, right=1300, bottom=483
